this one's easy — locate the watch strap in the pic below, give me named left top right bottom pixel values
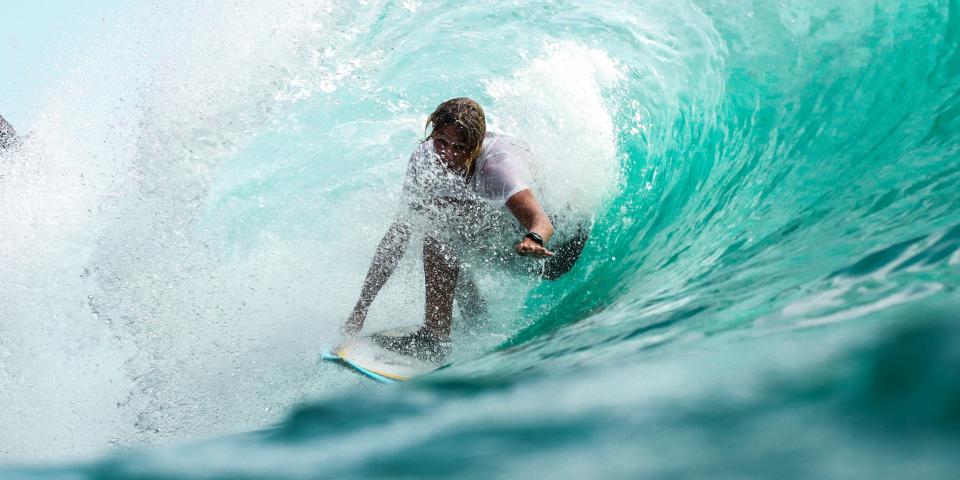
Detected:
left=523, top=232, right=545, bottom=246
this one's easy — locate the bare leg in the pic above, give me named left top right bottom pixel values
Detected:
left=423, top=234, right=459, bottom=339
left=372, top=234, right=457, bottom=362
left=455, top=270, right=488, bottom=327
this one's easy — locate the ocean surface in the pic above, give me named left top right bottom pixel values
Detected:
left=1, top=0, right=959, bottom=478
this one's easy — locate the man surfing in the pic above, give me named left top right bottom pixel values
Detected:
left=341, top=98, right=587, bottom=362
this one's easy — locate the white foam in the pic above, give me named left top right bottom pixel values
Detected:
left=485, top=41, right=624, bottom=222
left=0, top=0, right=370, bottom=463
left=0, top=5, right=625, bottom=467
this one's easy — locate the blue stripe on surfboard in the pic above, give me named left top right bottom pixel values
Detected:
left=340, top=357, right=398, bottom=383
left=320, top=349, right=340, bottom=361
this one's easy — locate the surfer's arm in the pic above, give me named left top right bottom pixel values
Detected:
left=506, top=189, right=555, bottom=258
left=343, top=218, right=412, bottom=335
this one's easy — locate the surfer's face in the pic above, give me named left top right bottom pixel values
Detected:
left=433, top=125, right=473, bottom=172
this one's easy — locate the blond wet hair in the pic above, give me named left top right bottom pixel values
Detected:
left=425, top=98, right=487, bottom=172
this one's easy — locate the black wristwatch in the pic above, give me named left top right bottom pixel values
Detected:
left=523, top=232, right=545, bottom=246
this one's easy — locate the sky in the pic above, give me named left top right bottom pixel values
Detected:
left=0, top=1, right=127, bottom=127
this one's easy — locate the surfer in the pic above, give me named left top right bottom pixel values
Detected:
left=341, top=98, right=587, bottom=361
left=0, top=114, right=16, bottom=150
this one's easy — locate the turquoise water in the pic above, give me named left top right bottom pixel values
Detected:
left=1, top=0, right=959, bottom=478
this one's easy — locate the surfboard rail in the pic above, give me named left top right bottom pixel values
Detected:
left=322, top=327, right=442, bottom=382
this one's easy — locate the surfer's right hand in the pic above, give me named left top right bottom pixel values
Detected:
left=515, top=237, right=554, bottom=258
left=341, top=308, right=365, bottom=336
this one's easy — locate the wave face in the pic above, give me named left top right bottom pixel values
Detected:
left=2, top=0, right=960, bottom=477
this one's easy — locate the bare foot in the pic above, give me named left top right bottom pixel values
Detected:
left=372, top=329, right=451, bottom=363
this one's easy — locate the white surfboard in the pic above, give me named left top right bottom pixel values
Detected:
left=323, top=327, right=443, bottom=382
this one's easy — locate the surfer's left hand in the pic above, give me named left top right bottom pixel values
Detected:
left=516, top=237, right=554, bottom=258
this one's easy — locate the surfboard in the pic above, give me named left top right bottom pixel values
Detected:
left=322, top=327, right=443, bottom=383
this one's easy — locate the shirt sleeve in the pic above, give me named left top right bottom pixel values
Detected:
left=479, top=161, right=531, bottom=203
left=475, top=139, right=533, bottom=203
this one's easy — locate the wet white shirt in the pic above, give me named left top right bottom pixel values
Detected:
left=402, top=133, right=534, bottom=208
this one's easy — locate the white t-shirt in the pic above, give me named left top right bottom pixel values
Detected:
left=402, top=133, right=533, bottom=209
